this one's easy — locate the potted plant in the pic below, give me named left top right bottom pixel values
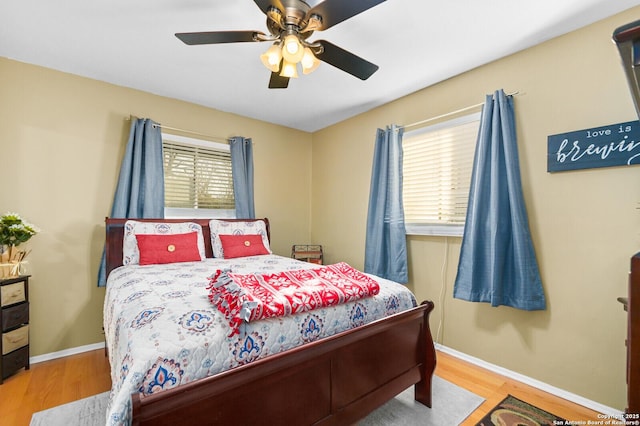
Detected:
left=0, top=213, right=39, bottom=278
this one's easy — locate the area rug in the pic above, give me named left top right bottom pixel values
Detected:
left=29, top=391, right=109, bottom=426
left=31, top=375, right=484, bottom=426
left=476, top=394, right=566, bottom=426
left=359, top=375, right=485, bottom=425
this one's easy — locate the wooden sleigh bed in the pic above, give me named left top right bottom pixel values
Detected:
left=104, top=217, right=436, bottom=426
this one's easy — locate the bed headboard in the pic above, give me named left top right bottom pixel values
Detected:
left=104, top=217, right=270, bottom=278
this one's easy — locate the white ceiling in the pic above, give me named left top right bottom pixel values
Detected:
left=1, top=0, right=639, bottom=132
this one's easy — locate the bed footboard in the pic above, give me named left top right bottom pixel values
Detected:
left=131, top=301, right=436, bottom=426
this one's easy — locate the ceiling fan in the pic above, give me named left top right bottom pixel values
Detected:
left=175, top=0, right=386, bottom=89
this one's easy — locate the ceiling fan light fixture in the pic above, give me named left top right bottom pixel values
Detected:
left=301, top=47, right=320, bottom=74
left=260, top=43, right=282, bottom=72
left=280, top=60, right=299, bottom=78
left=282, top=34, right=304, bottom=63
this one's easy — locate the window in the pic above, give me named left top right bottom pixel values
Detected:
left=402, top=113, right=480, bottom=236
left=162, top=133, right=236, bottom=219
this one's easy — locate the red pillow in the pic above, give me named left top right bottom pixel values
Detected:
left=219, top=234, right=269, bottom=259
left=136, top=232, right=201, bottom=265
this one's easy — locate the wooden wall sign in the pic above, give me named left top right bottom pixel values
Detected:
left=547, top=120, right=640, bottom=172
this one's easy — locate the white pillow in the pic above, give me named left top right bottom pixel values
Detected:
left=209, top=219, right=272, bottom=258
left=122, top=221, right=206, bottom=265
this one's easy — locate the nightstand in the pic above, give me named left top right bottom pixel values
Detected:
left=0, top=275, right=30, bottom=383
left=291, top=245, right=323, bottom=265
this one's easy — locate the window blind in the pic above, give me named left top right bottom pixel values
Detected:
left=403, top=114, right=479, bottom=230
left=163, top=141, right=235, bottom=210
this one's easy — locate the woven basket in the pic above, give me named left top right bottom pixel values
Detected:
left=0, top=245, right=25, bottom=278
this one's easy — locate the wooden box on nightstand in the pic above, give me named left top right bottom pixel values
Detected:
left=0, top=275, right=30, bottom=383
left=291, top=245, right=323, bottom=265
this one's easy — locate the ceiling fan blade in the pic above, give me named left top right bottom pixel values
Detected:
left=309, top=0, right=386, bottom=31
left=175, top=31, right=264, bottom=45
left=269, top=71, right=289, bottom=89
left=315, top=40, right=379, bottom=80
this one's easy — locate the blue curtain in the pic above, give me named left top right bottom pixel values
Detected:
left=230, top=136, right=255, bottom=219
left=453, top=90, right=546, bottom=310
left=97, top=118, right=165, bottom=287
left=364, top=125, right=408, bottom=283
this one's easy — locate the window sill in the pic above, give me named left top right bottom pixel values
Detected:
left=164, top=208, right=236, bottom=219
left=405, top=223, right=464, bottom=237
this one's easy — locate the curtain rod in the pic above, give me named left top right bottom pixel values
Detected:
left=401, top=91, right=521, bottom=130
left=124, top=116, right=229, bottom=144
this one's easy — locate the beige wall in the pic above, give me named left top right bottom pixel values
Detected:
left=311, top=7, right=640, bottom=410
left=0, top=58, right=312, bottom=357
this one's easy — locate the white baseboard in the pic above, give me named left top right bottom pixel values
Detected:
left=435, top=343, right=623, bottom=417
left=30, top=341, right=105, bottom=365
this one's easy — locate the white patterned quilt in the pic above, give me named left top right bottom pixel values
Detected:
left=103, top=254, right=417, bottom=426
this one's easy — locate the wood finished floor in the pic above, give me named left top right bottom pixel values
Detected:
left=0, top=348, right=603, bottom=425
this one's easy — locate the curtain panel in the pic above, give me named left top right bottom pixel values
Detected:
left=230, top=136, right=255, bottom=219
left=453, top=90, right=546, bottom=310
left=97, top=118, right=165, bottom=287
left=364, top=125, right=408, bottom=283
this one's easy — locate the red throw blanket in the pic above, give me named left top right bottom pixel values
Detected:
left=207, top=262, right=380, bottom=336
